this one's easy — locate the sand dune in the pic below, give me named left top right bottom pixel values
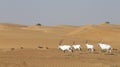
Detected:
left=0, top=23, right=26, bottom=28
left=0, top=23, right=26, bottom=31
left=0, top=23, right=119, bottom=48
left=0, top=23, right=120, bottom=67
left=67, top=24, right=120, bottom=41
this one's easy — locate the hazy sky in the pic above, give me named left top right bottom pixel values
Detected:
left=0, top=0, right=120, bottom=25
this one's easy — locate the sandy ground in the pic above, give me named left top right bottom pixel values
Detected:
left=0, top=23, right=120, bottom=67
left=0, top=48, right=120, bottom=67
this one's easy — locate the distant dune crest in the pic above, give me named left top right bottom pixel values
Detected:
left=0, top=23, right=27, bottom=30
left=22, top=26, right=48, bottom=32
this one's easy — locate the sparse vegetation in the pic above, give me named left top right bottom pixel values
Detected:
left=46, top=47, right=49, bottom=49
left=38, top=46, right=43, bottom=48
left=20, top=47, right=24, bottom=49
left=11, top=48, right=15, bottom=51
left=36, top=23, right=42, bottom=26
left=105, top=21, right=110, bottom=24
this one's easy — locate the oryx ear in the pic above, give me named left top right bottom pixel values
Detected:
left=72, top=41, right=75, bottom=45
left=101, top=39, right=103, bottom=41
left=59, top=39, right=64, bottom=45
left=85, top=40, right=89, bottom=43
left=98, top=40, right=101, bottom=43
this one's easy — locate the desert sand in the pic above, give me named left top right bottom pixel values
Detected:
left=0, top=23, right=120, bottom=67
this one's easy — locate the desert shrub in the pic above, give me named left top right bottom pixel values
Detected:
left=36, top=23, right=42, bottom=26
left=20, top=47, right=24, bottom=49
left=46, top=47, right=49, bottom=49
left=11, top=48, right=15, bottom=51
left=105, top=21, right=110, bottom=24
left=38, top=46, right=43, bottom=48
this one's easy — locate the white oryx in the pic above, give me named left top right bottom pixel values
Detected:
left=85, top=41, right=95, bottom=53
left=98, top=41, right=112, bottom=53
left=58, top=40, right=73, bottom=53
left=72, top=41, right=82, bottom=51
left=58, top=45, right=73, bottom=52
left=72, top=45, right=81, bottom=50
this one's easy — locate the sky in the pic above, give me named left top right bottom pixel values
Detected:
left=0, top=0, right=120, bottom=25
